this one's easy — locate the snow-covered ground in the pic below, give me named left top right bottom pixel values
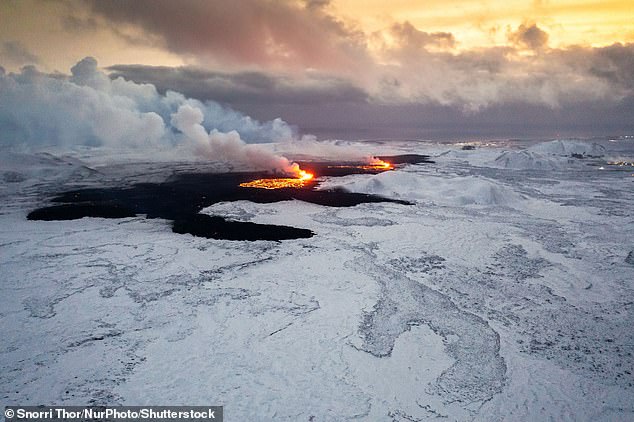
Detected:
left=1, top=139, right=634, bottom=421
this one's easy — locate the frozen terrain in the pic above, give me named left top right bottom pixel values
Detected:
left=1, top=138, right=634, bottom=421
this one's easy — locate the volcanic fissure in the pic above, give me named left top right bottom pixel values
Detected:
left=28, top=155, right=432, bottom=241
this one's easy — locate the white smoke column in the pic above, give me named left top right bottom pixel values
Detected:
left=171, top=105, right=301, bottom=175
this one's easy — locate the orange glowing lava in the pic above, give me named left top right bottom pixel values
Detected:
left=239, top=168, right=315, bottom=189
left=362, top=159, right=393, bottom=170
left=298, top=170, right=314, bottom=181
left=327, top=158, right=394, bottom=171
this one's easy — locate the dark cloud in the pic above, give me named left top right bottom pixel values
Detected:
left=61, top=14, right=98, bottom=32
left=390, top=21, right=456, bottom=49
left=549, top=43, right=634, bottom=92
left=242, top=96, right=634, bottom=140
left=508, top=23, right=549, bottom=50
left=0, top=41, right=39, bottom=66
left=82, top=1, right=633, bottom=115
left=86, top=0, right=370, bottom=73
left=106, top=61, right=634, bottom=140
left=99, top=1, right=634, bottom=139
left=588, top=43, right=634, bottom=88
left=107, top=64, right=368, bottom=106
left=60, top=6, right=163, bottom=47
left=304, top=0, right=330, bottom=10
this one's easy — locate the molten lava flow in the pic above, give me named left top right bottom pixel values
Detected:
left=298, top=169, right=314, bottom=181
left=361, top=159, right=394, bottom=170
left=327, top=158, right=394, bottom=171
left=239, top=167, right=315, bottom=189
left=607, top=161, right=634, bottom=166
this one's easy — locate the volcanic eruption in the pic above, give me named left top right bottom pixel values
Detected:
left=239, top=166, right=315, bottom=189
left=327, top=157, right=394, bottom=171
left=238, top=157, right=394, bottom=190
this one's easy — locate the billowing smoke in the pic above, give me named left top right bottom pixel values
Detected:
left=171, top=104, right=301, bottom=175
left=0, top=57, right=299, bottom=172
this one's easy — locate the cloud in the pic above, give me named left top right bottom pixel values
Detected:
left=112, top=66, right=630, bottom=141
left=0, top=57, right=297, bottom=157
left=389, top=21, right=456, bottom=50
left=508, top=23, right=549, bottom=50
left=85, top=0, right=371, bottom=75
left=0, top=41, right=39, bottom=67
left=61, top=14, right=99, bottom=33
left=374, top=30, right=634, bottom=110
left=102, top=35, right=634, bottom=139
left=242, top=96, right=634, bottom=140
left=303, top=0, right=330, bottom=10
left=106, top=65, right=368, bottom=106
left=81, top=1, right=634, bottom=114
left=581, top=43, right=634, bottom=88
left=4, top=1, right=632, bottom=140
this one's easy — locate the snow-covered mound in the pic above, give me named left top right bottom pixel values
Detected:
left=334, top=171, right=523, bottom=206
left=492, top=150, right=564, bottom=170
left=491, top=140, right=606, bottom=169
left=529, top=140, right=606, bottom=158
left=0, top=152, right=95, bottom=183
left=0, top=152, right=99, bottom=201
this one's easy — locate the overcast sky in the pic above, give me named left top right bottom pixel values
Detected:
left=1, top=0, right=633, bottom=140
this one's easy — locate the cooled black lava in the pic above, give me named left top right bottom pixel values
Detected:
left=28, top=155, right=428, bottom=241
left=296, top=154, right=434, bottom=177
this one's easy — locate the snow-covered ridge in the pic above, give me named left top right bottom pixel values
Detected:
left=326, top=171, right=523, bottom=206
left=319, top=139, right=628, bottom=207
left=528, top=140, right=606, bottom=157
left=490, top=140, right=606, bottom=170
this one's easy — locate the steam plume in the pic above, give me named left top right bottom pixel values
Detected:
left=171, top=105, right=301, bottom=175
left=0, top=57, right=296, bottom=166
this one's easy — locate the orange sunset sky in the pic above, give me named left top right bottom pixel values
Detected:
left=1, top=0, right=633, bottom=138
